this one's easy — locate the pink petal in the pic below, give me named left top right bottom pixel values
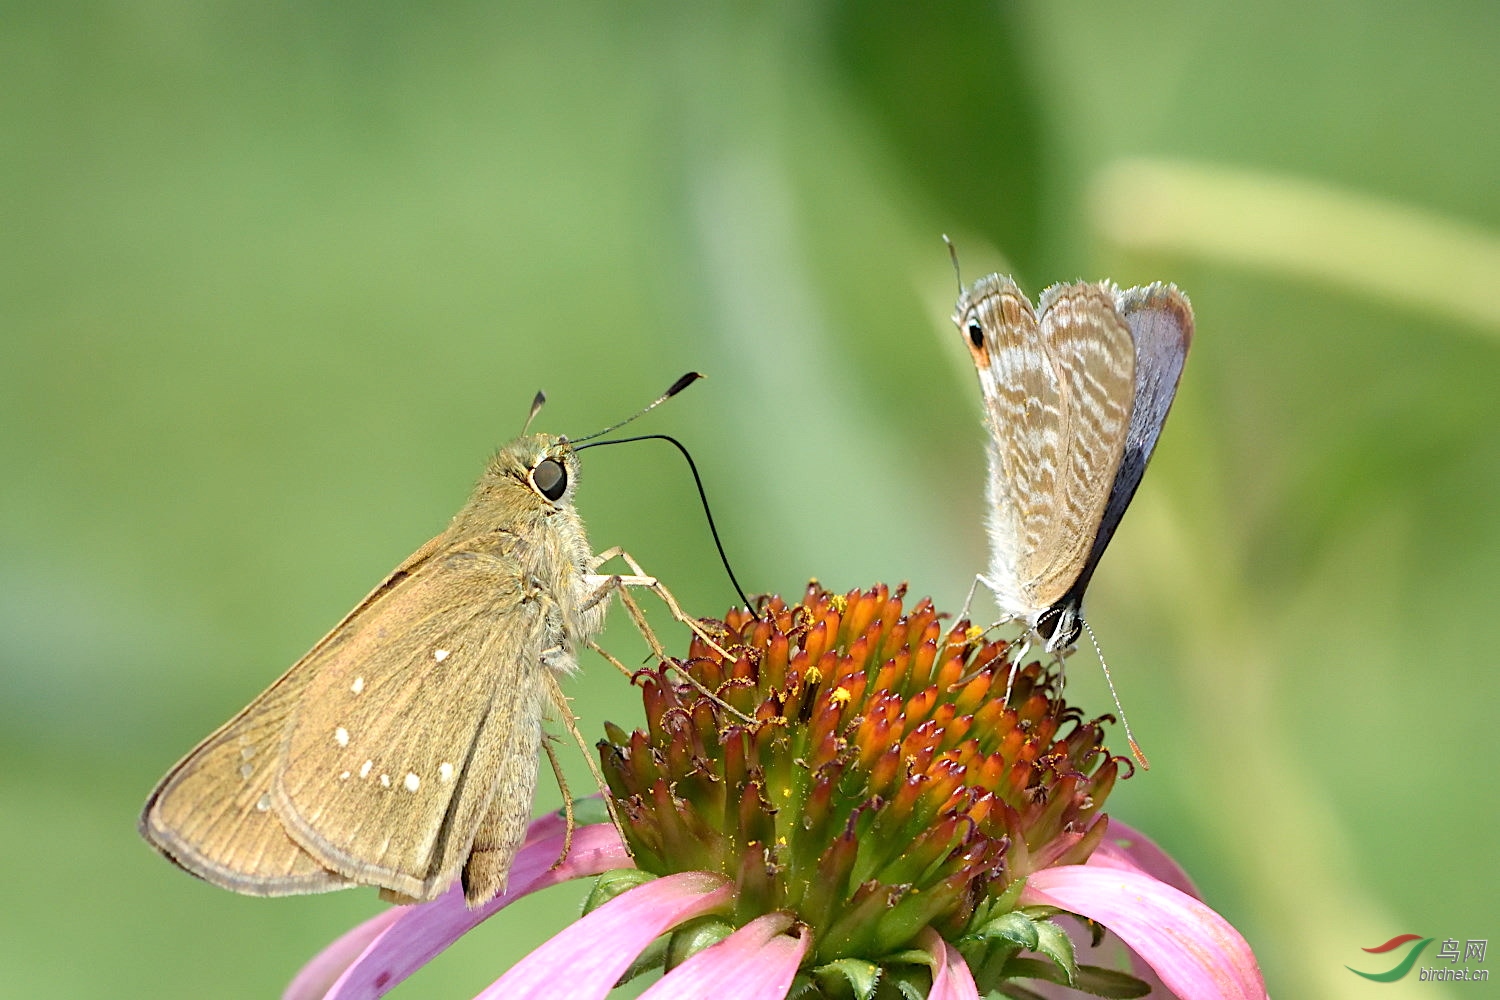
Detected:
left=283, top=908, right=405, bottom=1000
left=919, top=928, right=980, bottom=1000
left=513, top=806, right=569, bottom=846
left=1087, top=820, right=1200, bottom=898
left=285, top=822, right=630, bottom=1000
left=475, top=870, right=735, bottom=1000
left=1019, top=820, right=1194, bottom=998
left=639, top=913, right=807, bottom=1000
left=1021, top=866, right=1266, bottom=1000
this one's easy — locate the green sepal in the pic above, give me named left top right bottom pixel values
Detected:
left=972, top=911, right=1039, bottom=950
left=992, top=983, right=1048, bottom=1000
left=1000, top=957, right=1072, bottom=987
left=1032, top=919, right=1077, bottom=984
left=570, top=796, right=612, bottom=827
left=1071, top=964, right=1152, bottom=999
left=957, top=909, right=1039, bottom=987
left=989, top=875, right=1027, bottom=914
left=1083, top=916, right=1109, bottom=949
left=666, top=916, right=736, bottom=970
left=612, top=935, right=667, bottom=987
left=811, top=958, right=883, bottom=1000
left=1000, top=958, right=1149, bottom=998
left=582, top=868, right=656, bottom=915
left=955, top=935, right=1018, bottom=994
left=879, top=965, right=930, bottom=1000
left=785, top=972, right=820, bottom=999
left=875, top=948, right=934, bottom=969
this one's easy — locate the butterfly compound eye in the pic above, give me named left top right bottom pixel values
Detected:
left=531, top=458, right=568, bottom=501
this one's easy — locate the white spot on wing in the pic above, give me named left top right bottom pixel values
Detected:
left=433, top=649, right=450, bottom=662
left=403, top=772, right=420, bottom=792
left=238, top=763, right=253, bottom=780
left=334, top=727, right=349, bottom=747
left=339, top=770, right=351, bottom=780
left=256, top=793, right=271, bottom=812
left=379, top=773, right=391, bottom=787
left=438, top=762, right=455, bottom=782
left=351, top=676, right=365, bottom=694
left=359, top=760, right=373, bottom=779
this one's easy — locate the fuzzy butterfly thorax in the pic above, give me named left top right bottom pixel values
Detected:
left=451, top=435, right=606, bottom=656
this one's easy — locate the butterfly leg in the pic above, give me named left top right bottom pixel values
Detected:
left=948, top=613, right=1025, bottom=698
left=585, top=545, right=656, bottom=588
left=586, top=637, right=639, bottom=681
left=1046, top=648, right=1069, bottom=713
left=540, top=735, right=575, bottom=870
left=581, top=552, right=751, bottom=723
left=609, top=581, right=753, bottom=724
left=1002, top=633, right=1031, bottom=706
left=959, top=573, right=985, bottom=623
left=538, top=664, right=632, bottom=860
left=586, top=547, right=732, bottom=659
left=585, top=636, right=724, bottom=739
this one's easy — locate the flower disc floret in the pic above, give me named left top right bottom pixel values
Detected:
left=600, top=583, right=1121, bottom=968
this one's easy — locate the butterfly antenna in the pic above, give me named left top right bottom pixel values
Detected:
left=571, top=372, right=703, bottom=445
left=1080, top=617, right=1150, bottom=770
left=575, top=432, right=752, bottom=613
left=522, top=391, right=547, bottom=434
left=942, top=234, right=964, bottom=293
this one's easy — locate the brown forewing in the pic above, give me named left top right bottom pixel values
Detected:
left=273, top=530, right=548, bottom=902
left=137, top=533, right=455, bottom=894
left=139, top=660, right=351, bottom=895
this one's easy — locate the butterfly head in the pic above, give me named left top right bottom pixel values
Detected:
left=1034, top=598, right=1083, bottom=654
left=488, top=434, right=583, bottom=510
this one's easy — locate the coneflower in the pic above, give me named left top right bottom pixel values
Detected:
left=289, top=583, right=1264, bottom=1000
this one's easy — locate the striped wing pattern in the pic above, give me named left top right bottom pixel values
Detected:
left=956, top=275, right=1135, bottom=623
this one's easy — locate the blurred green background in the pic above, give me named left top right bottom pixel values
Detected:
left=3, top=2, right=1496, bottom=997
